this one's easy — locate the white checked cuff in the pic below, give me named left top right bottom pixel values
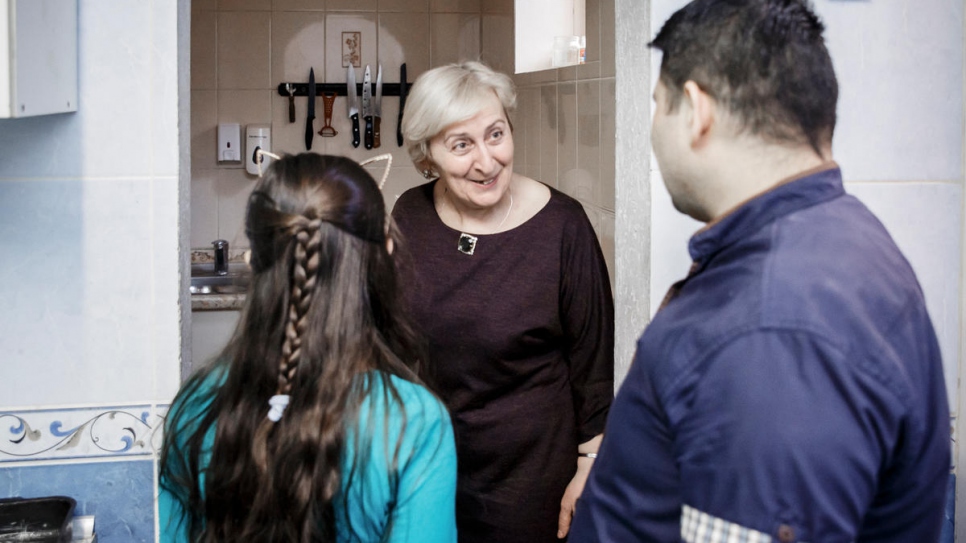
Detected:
left=681, top=504, right=779, bottom=543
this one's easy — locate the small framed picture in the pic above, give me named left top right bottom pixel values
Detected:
left=342, top=32, right=361, bottom=68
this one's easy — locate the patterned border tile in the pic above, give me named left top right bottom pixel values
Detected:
left=0, top=405, right=168, bottom=462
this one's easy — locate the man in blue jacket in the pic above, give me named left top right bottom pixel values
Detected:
left=570, top=1, right=950, bottom=541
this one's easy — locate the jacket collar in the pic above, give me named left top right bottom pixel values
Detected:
left=688, top=162, right=844, bottom=263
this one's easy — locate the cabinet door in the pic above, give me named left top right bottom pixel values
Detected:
left=0, top=0, right=78, bottom=118
left=190, top=310, right=241, bottom=375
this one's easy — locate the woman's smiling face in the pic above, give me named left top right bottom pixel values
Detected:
left=428, top=91, right=514, bottom=211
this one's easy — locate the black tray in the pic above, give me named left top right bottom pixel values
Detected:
left=0, top=496, right=76, bottom=542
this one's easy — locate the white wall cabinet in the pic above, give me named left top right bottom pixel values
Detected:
left=0, top=0, right=78, bottom=118
left=515, top=0, right=585, bottom=73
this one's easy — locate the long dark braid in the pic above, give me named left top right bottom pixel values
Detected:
left=279, top=218, right=323, bottom=395
left=247, top=215, right=325, bottom=502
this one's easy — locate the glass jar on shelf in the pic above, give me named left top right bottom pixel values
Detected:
left=552, top=35, right=582, bottom=68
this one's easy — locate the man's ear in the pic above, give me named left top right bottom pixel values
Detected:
left=682, top=80, right=715, bottom=147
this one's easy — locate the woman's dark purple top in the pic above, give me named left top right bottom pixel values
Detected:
left=391, top=181, right=614, bottom=543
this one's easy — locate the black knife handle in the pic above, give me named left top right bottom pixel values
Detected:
left=351, top=113, right=361, bottom=148
left=397, top=92, right=407, bottom=147
left=288, top=95, right=296, bottom=123
left=373, top=117, right=382, bottom=148
left=364, top=116, right=374, bottom=149
left=305, top=115, right=315, bottom=150
left=397, top=64, right=407, bottom=147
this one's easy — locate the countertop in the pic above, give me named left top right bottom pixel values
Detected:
left=191, top=292, right=246, bottom=311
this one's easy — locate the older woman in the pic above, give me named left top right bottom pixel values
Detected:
left=392, top=61, right=614, bottom=543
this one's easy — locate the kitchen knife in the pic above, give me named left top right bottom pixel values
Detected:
left=305, top=68, right=316, bottom=150
left=397, top=63, right=408, bottom=147
left=362, top=65, right=373, bottom=150
left=373, top=64, right=383, bottom=148
left=347, top=64, right=360, bottom=148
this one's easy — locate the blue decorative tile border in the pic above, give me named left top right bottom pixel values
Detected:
left=0, top=405, right=168, bottom=462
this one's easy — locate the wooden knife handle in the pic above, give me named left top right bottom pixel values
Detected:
left=285, top=84, right=296, bottom=123
left=373, top=117, right=382, bottom=148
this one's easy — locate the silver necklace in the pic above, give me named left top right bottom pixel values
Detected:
left=444, top=187, right=514, bottom=256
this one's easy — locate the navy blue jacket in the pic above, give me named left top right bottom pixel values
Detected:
left=571, top=166, right=949, bottom=542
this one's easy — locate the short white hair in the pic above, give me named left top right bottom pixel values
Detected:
left=402, top=61, right=516, bottom=176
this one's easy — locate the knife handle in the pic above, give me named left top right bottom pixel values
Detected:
left=397, top=98, right=406, bottom=147
left=364, top=116, right=374, bottom=150
left=398, top=64, right=408, bottom=147
left=305, top=115, right=315, bottom=151
left=351, top=113, right=361, bottom=148
left=373, top=117, right=382, bottom=148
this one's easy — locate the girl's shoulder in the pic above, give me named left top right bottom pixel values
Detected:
left=165, top=363, right=229, bottom=433
left=362, top=372, right=449, bottom=422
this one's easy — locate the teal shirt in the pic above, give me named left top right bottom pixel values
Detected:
left=158, top=371, right=457, bottom=542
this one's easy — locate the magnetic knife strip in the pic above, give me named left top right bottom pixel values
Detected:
left=276, top=82, right=407, bottom=97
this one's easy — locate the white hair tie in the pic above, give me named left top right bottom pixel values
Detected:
left=267, top=394, right=290, bottom=422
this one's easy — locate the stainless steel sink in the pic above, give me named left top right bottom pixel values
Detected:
left=190, top=262, right=250, bottom=295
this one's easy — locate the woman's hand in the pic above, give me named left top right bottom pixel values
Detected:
left=557, top=456, right=595, bottom=538
left=557, top=434, right=602, bottom=539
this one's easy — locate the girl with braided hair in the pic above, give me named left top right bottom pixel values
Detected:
left=159, top=153, right=457, bottom=542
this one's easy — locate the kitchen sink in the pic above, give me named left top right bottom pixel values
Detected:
left=190, top=262, right=251, bottom=295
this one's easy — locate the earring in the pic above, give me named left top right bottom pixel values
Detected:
left=422, top=169, right=433, bottom=179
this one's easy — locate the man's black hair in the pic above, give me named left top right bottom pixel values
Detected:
left=650, top=0, right=837, bottom=155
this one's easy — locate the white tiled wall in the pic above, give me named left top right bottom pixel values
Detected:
left=190, top=0, right=509, bottom=250
left=0, top=1, right=182, bottom=408
left=823, top=1, right=963, bottom=182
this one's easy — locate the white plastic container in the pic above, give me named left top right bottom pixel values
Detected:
left=552, top=36, right=581, bottom=68
left=245, top=124, right=272, bottom=175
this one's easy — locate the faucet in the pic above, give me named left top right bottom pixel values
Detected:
left=213, top=239, right=229, bottom=276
